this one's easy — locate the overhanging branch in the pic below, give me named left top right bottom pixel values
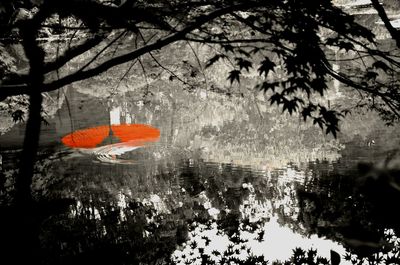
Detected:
left=0, top=2, right=261, bottom=98
left=43, top=33, right=107, bottom=74
left=370, top=0, right=400, bottom=47
left=322, top=58, right=400, bottom=119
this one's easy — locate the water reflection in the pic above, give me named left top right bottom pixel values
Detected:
left=298, top=155, right=400, bottom=258
left=172, top=216, right=347, bottom=265
left=0, top=86, right=399, bottom=264
left=39, top=160, right=345, bottom=264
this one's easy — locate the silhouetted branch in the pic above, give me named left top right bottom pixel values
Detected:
left=184, top=36, right=275, bottom=44
left=75, top=30, right=127, bottom=73
left=370, top=0, right=400, bottom=47
left=137, top=57, right=150, bottom=91
left=112, top=59, right=138, bottom=92
left=187, top=41, right=208, bottom=89
left=44, top=34, right=107, bottom=74
left=322, top=59, right=400, bottom=119
left=0, top=2, right=259, bottom=98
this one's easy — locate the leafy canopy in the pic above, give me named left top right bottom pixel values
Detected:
left=0, top=0, right=400, bottom=136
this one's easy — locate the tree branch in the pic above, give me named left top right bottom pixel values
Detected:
left=184, top=36, right=275, bottom=44
left=322, top=58, right=400, bottom=119
left=0, top=2, right=260, bottom=98
left=370, top=0, right=400, bottom=47
left=75, top=30, right=127, bottom=73
left=43, top=34, right=107, bottom=74
left=42, top=1, right=261, bottom=95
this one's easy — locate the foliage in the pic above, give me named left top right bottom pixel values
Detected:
left=1, top=0, right=400, bottom=262
left=0, top=0, right=399, bottom=136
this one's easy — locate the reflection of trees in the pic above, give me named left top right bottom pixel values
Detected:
left=297, top=154, right=400, bottom=258
left=179, top=161, right=305, bottom=241
left=41, top=198, right=184, bottom=264
left=31, top=154, right=307, bottom=259
left=4, top=125, right=384, bottom=264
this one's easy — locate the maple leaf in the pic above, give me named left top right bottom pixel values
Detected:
left=227, top=69, right=241, bottom=84
left=235, top=57, right=252, bottom=71
left=211, top=250, right=220, bottom=256
left=326, top=124, right=339, bottom=138
left=313, top=117, right=325, bottom=129
left=205, top=54, right=225, bottom=68
left=325, top=37, right=340, bottom=46
left=258, top=57, right=276, bottom=77
left=301, top=105, right=316, bottom=121
left=269, top=93, right=282, bottom=105
left=257, top=81, right=277, bottom=93
left=282, top=98, right=299, bottom=114
left=342, top=109, right=351, bottom=116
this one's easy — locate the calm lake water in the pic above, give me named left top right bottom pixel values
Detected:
left=1, top=85, right=400, bottom=264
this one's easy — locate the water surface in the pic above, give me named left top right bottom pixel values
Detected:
left=1, top=86, right=399, bottom=264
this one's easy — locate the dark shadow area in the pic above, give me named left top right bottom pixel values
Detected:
left=297, top=148, right=400, bottom=261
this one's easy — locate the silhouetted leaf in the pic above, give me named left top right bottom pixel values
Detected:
left=293, top=247, right=306, bottom=257
left=301, top=104, right=316, bottom=121
left=189, top=240, right=197, bottom=249
left=282, top=98, right=299, bottom=114
left=256, top=230, right=265, bottom=242
left=227, top=69, right=241, bottom=84
left=308, top=249, right=317, bottom=259
left=269, top=93, right=282, bottom=105
left=326, top=124, right=339, bottom=138
left=313, top=117, right=325, bottom=129
left=321, top=109, right=340, bottom=123
left=258, top=57, right=276, bottom=77
left=342, top=109, right=351, bottom=116
left=235, top=57, right=252, bottom=71
left=257, top=81, right=277, bottom=93
left=205, top=54, right=225, bottom=68
left=325, top=37, right=340, bottom=46
left=41, top=116, right=49, bottom=126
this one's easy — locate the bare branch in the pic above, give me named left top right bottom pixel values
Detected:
left=187, top=41, right=208, bottom=89
left=44, top=34, right=107, bottom=73
left=148, top=51, right=189, bottom=86
left=75, top=30, right=127, bottom=73
left=137, top=57, right=150, bottom=91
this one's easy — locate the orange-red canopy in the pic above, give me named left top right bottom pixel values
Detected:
left=61, top=124, right=160, bottom=149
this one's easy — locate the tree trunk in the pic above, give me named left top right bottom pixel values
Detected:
left=15, top=92, right=43, bottom=205
left=12, top=17, right=45, bottom=264
left=15, top=18, right=45, bottom=204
